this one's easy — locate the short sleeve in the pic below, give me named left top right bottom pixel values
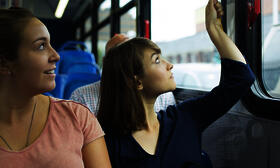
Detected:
left=74, top=104, right=105, bottom=145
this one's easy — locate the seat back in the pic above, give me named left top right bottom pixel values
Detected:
left=44, top=41, right=100, bottom=98
left=66, top=62, right=100, bottom=75
left=49, top=74, right=69, bottom=98
left=56, top=41, right=96, bottom=74
left=63, top=73, right=100, bottom=99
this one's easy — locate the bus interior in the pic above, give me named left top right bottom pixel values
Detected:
left=1, top=0, right=280, bottom=167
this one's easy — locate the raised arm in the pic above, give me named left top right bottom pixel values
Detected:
left=206, top=0, right=246, bottom=64
left=176, top=0, right=255, bottom=132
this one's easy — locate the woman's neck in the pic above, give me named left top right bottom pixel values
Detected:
left=0, top=86, right=37, bottom=124
left=132, top=95, right=160, bottom=155
left=141, top=96, right=159, bottom=131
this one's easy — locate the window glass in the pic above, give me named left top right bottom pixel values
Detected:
left=120, top=7, right=136, bottom=38
left=262, top=0, right=280, bottom=98
left=98, top=24, right=111, bottom=66
left=85, top=17, right=91, bottom=33
left=120, top=0, right=131, bottom=7
left=151, top=0, right=221, bottom=91
left=99, top=0, right=111, bottom=23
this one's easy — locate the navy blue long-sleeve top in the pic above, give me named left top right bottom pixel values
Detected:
left=104, top=59, right=255, bottom=168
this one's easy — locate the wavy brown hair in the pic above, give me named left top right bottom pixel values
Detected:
left=97, top=37, right=161, bottom=136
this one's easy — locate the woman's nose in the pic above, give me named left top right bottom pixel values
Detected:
left=165, top=60, right=173, bottom=70
left=49, top=46, right=60, bottom=62
left=169, top=63, right=173, bottom=70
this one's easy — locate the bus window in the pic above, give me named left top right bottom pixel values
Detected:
left=98, top=24, right=111, bottom=66
left=99, top=0, right=111, bottom=23
left=151, top=0, right=220, bottom=91
left=120, top=0, right=132, bottom=8
left=262, top=0, right=280, bottom=98
left=120, top=7, right=136, bottom=38
left=85, top=17, right=91, bottom=34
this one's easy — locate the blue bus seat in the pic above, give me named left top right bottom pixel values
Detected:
left=49, top=74, right=68, bottom=98
left=63, top=73, right=100, bottom=99
left=56, top=41, right=96, bottom=74
left=44, top=72, right=100, bottom=99
left=66, top=62, right=100, bottom=75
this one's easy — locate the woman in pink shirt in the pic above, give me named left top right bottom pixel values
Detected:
left=0, top=7, right=111, bottom=168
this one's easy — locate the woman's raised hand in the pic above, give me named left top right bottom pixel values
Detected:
left=205, top=0, right=246, bottom=64
left=205, top=0, right=224, bottom=31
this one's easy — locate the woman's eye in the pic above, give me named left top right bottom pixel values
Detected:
left=155, top=57, right=160, bottom=64
left=38, top=43, right=45, bottom=50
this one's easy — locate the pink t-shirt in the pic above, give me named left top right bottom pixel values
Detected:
left=0, top=97, right=105, bottom=168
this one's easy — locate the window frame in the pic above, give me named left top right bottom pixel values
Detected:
left=74, top=0, right=150, bottom=64
left=234, top=0, right=280, bottom=120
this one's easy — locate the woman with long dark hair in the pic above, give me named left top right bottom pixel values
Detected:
left=97, top=0, right=255, bottom=167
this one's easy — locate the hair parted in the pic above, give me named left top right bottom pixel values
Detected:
left=97, top=37, right=161, bottom=135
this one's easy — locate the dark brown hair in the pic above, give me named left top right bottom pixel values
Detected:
left=0, top=7, right=34, bottom=65
left=97, top=37, right=161, bottom=136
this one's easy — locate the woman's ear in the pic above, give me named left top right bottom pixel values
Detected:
left=134, top=76, right=143, bottom=90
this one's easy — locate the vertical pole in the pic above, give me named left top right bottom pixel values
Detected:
left=111, top=0, right=120, bottom=37
left=137, top=0, right=151, bottom=38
